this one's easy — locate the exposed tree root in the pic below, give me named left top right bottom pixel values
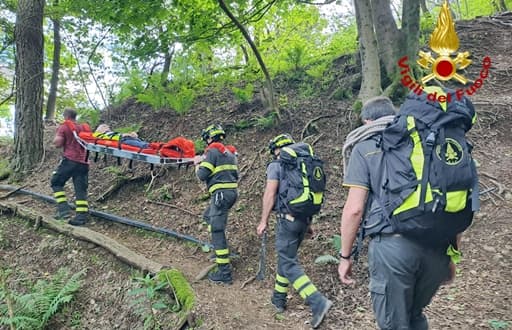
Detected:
left=193, top=263, right=216, bottom=283
left=146, top=199, right=200, bottom=217
left=0, top=201, right=164, bottom=274
left=96, top=174, right=151, bottom=202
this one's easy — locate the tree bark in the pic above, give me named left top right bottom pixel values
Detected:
left=13, top=0, right=45, bottom=177
left=217, top=0, right=278, bottom=118
left=371, top=0, right=400, bottom=78
left=400, top=0, right=420, bottom=73
left=45, top=1, right=61, bottom=122
left=420, top=0, right=429, bottom=16
left=354, top=0, right=382, bottom=102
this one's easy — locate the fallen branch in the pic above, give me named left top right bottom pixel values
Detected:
left=240, top=275, right=256, bottom=289
left=0, top=201, right=164, bottom=274
left=146, top=199, right=200, bottom=217
left=301, top=114, right=335, bottom=140
left=96, top=174, right=151, bottom=202
left=0, top=185, right=26, bottom=200
left=193, top=263, right=216, bottom=282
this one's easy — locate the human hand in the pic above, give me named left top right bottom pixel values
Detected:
left=257, top=222, right=267, bottom=236
left=338, top=258, right=355, bottom=285
left=193, top=155, right=204, bottom=165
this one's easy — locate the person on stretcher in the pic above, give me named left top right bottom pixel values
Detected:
left=93, top=124, right=150, bottom=149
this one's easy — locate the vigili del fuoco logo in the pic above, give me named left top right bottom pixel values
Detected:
left=398, top=0, right=491, bottom=102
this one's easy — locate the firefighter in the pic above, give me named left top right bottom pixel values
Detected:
left=194, top=124, right=239, bottom=284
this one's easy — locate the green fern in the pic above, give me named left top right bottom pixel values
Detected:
left=0, top=268, right=86, bottom=330
left=314, top=255, right=339, bottom=265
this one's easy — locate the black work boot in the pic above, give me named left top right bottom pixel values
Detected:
left=306, top=292, right=333, bottom=329
left=54, top=203, right=71, bottom=220
left=69, top=213, right=88, bottom=226
left=208, top=250, right=240, bottom=262
left=270, top=292, right=287, bottom=313
left=208, top=264, right=233, bottom=285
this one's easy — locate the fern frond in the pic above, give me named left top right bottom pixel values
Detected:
left=39, top=269, right=86, bottom=326
left=314, top=255, right=339, bottom=265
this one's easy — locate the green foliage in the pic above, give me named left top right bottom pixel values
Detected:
left=77, top=107, right=101, bottom=128
left=129, top=272, right=169, bottom=330
left=0, top=268, right=86, bottom=330
left=314, top=255, right=339, bottom=265
left=232, top=84, right=254, bottom=103
left=252, top=112, right=277, bottom=130
left=489, top=320, right=510, bottom=330
left=314, top=235, right=341, bottom=265
left=0, top=158, right=11, bottom=181
left=129, top=269, right=195, bottom=330
left=167, top=86, right=196, bottom=116
left=194, top=139, right=206, bottom=155
left=146, top=184, right=174, bottom=201
left=233, top=119, right=252, bottom=131
left=156, top=269, right=195, bottom=312
left=115, top=70, right=146, bottom=104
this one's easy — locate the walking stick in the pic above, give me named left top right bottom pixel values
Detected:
left=256, top=231, right=267, bottom=281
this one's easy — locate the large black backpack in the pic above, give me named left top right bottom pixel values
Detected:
left=276, top=142, right=326, bottom=218
left=378, top=91, right=479, bottom=245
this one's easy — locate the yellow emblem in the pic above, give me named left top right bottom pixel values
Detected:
left=313, top=166, right=323, bottom=180
left=417, top=1, right=472, bottom=84
left=435, top=138, right=463, bottom=165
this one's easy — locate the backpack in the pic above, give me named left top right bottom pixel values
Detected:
left=276, top=142, right=326, bottom=218
left=378, top=91, right=479, bottom=245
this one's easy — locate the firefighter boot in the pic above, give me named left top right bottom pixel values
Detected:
left=69, top=212, right=88, bottom=226
left=54, top=203, right=71, bottom=220
left=207, top=264, right=233, bottom=285
left=306, top=292, right=333, bottom=329
left=270, top=292, right=287, bottom=313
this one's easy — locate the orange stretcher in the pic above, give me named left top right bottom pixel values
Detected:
left=74, top=131, right=196, bottom=167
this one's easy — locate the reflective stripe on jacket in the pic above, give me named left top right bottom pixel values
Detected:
left=196, top=145, right=238, bottom=193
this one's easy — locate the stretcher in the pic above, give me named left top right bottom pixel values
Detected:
left=74, top=131, right=195, bottom=167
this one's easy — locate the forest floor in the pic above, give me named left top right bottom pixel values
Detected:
left=1, top=14, right=511, bottom=330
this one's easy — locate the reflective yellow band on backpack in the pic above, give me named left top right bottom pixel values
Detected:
left=393, top=116, right=433, bottom=215
left=290, top=163, right=310, bottom=204
left=445, top=190, right=468, bottom=212
left=281, top=146, right=297, bottom=158
left=209, top=182, right=238, bottom=193
left=312, top=192, right=322, bottom=204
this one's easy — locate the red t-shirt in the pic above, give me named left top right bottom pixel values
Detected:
left=56, top=121, right=90, bottom=164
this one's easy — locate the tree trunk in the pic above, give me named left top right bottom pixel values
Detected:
left=13, top=0, right=45, bottom=178
left=45, top=5, right=60, bottom=122
left=420, top=0, right=429, bottom=16
left=498, top=0, right=508, bottom=11
left=354, top=0, right=382, bottom=102
left=371, top=0, right=400, bottom=79
left=161, top=45, right=174, bottom=87
left=400, top=0, right=420, bottom=73
left=217, top=0, right=278, bottom=118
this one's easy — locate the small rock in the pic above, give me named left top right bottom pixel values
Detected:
left=482, top=245, right=496, bottom=253
left=504, top=192, right=512, bottom=201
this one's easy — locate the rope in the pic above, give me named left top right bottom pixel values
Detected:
left=342, top=115, right=395, bottom=176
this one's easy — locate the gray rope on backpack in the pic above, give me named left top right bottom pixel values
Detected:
left=342, top=115, right=395, bottom=178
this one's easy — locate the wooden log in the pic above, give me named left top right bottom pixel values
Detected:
left=0, top=201, right=164, bottom=274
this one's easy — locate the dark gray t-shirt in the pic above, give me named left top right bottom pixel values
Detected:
left=266, top=161, right=280, bottom=181
left=343, top=137, right=392, bottom=235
